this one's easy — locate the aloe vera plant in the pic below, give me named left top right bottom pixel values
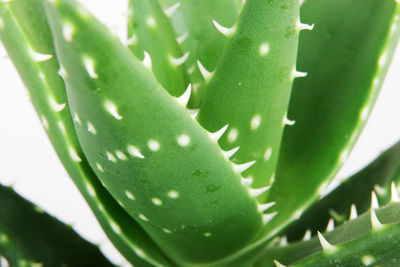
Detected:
left=0, top=0, right=400, bottom=266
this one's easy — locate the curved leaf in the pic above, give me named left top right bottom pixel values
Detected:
left=45, top=0, right=266, bottom=264
left=0, top=1, right=172, bottom=265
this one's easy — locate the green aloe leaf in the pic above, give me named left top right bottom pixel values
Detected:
left=44, top=0, right=267, bottom=264
left=157, top=0, right=242, bottom=107
left=0, top=183, right=114, bottom=266
left=265, top=0, right=400, bottom=237
left=198, top=0, right=303, bottom=194
left=255, top=198, right=400, bottom=266
left=285, top=140, right=400, bottom=241
left=0, top=1, right=172, bottom=265
left=127, top=0, right=189, bottom=97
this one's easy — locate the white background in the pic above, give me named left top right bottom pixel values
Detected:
left=0, top=1, right=400, bottom=265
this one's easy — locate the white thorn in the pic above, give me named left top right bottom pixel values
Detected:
left=292, top=69, right=308, bottom=79
left=163, top=2, right=181, bottom=17
left=241, top=176, right=253, bottom=187
left=300, top=0, right=306, bottom=6
left=374, top=184, right=386, bottom=195
left=177, top=32, right=189, bottom=44
left=169, top=52, right=189, bottom=67
left=197, top=60, right=214, bottom=81
left=349, top=204, right=358, bottom=220
left=317, top=231, right=335, bottom=251
left=257, top=202, right=275, bottom=213
left=263, top=212, right=277, bottom=224
left=30, top=49, right=53, bottom=62
left=302, top=229, right=312, bottom=241
left=58, top=66, right=67, bottom=79
left=371, top=191, right=379, bottom=209
left=126, top=34, right=137, bottom=46
left=188, top=108, right=199, bottom=119
left=142, top=51, right=152, bottom=69
left=273, top=260, right=286, bottom=267
left=279, top=236, right=288, bottom=246
left=208, top=124, right=228, bottom=142
left=233, top=160, right=256, bottom=174
left=325, top=218, right=334, bottom=232
left=212, top=20, right=236, bottom=37
left=223, top=146, right=239, bottom=159
left=176, top=84, right=191, bottom=106
left=49, top=97, right=66, bottom=112
left=298, top=21, right=315, bottom=31
left=370, top=209, right=383, bottom=229
left=249, top=185, right=271, bottom=198
left=283, top=115, right=296, bottom=126
left=391, top=182, right=399, bottom=202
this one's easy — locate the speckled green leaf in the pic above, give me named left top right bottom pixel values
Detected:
left=265, top=0, right=400, bottom=238
left=44, top=0, right=266, bottom=264
left=255, top=202, right=400, bottom=267
left=285, top=140, right=400, bottom=242
left=0, top=184, right=114, bottom=267
left=198, top=0, right=302, bottom=194
left=0, top=1, right=172, bottom=266
left=127, top=0, right=189, bottom=97
left=158, top=0, right=242, bottom=107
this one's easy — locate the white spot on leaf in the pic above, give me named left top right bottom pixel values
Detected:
left=228, top=128, right=238, bottom=143
left=177, top=134, right=191, bottom=147
left=127, top=145, right=145, bottom=158
left=251, top=114, right=262, bottom=130
left=148, top=139, right=160, bottom=151
left=168, top=190, right=179, bottom=199
left=104, top=100, right=123, bottom=120
left=152, top=198, right=163, bottom=206
left=259, top=43, right=270, bottom=56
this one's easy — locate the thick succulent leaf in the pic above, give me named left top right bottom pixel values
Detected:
left=291, top=223, right=400, bottom=267
left=127, top=0, right=189, bottom=97
left=198, top=0, right=301, bottom=192
left=0, top=183, right=113, bottom=266
left=255, top=200, right=400, bottom=266
left=0, top=1, right=172, bottom=266
left=157, top=0, right=242, bottom=107
left=45, top=0, right=266, bottom=265
left=265, top=0, right=400, bottom=237
left=285, top=140, right=400, bottom=241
